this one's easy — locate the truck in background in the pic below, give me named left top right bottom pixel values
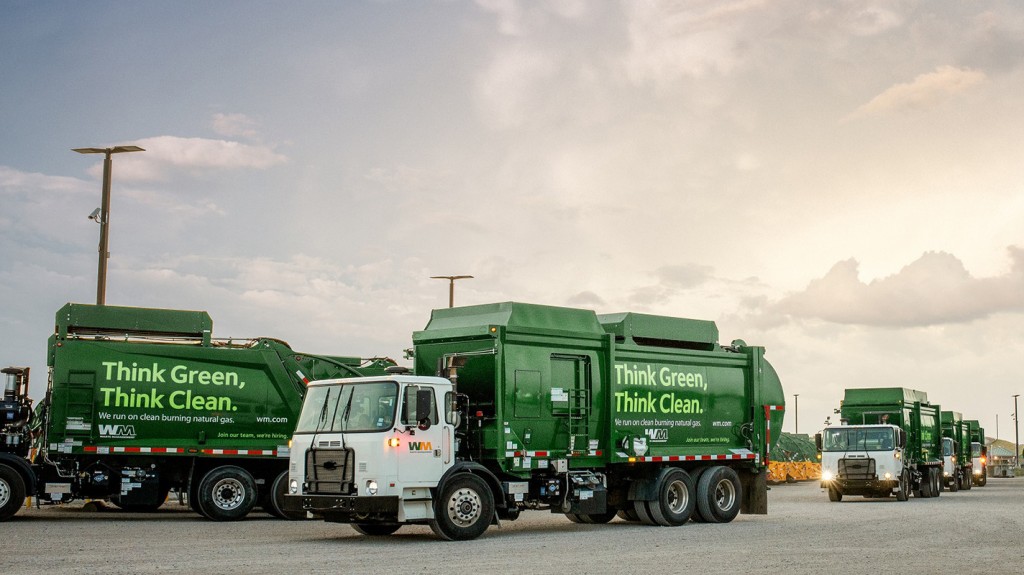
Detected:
left=285, top=302, right=785, bottom=540
left=966, top=419, right=988, bottom=486
left=0, top=303, right=394, bottom=522
left=940, top=410, right=972, bottom=492
left=817, top=388, right=943, bottom=502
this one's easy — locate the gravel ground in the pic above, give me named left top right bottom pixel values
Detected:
left=4, top=477, right=1023, bottom=574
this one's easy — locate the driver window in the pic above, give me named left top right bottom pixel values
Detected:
left=402, top=386, right=438, bottom=425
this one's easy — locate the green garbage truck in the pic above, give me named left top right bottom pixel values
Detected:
left=966, top=419, right=988, bottom=486
left=940, top=410, right=972, bottom=491
left=0, top=303, right=394, bottom=522
left=817, top=388, right=943, bottom=502
left=284, top=302, right=785, bottom=540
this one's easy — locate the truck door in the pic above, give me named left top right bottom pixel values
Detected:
left=397, top=385, right=449, bottom=486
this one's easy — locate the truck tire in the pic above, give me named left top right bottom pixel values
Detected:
left=616, top=508, right=639, bottom=522
left=960, top=473, right=972, bottom=491
left=827, top=486, right=842, bottom=502
left=895, top=471, right=909, bottom=502
left=920, top=470, right=933, bottom=498
left=632, top=497, right=657, bottom=525
left=646, top=468, right=695, bottom=526
left=695, top=466, right=741, bottom=523
left=110, top=487, right=170, bottom=512
left=266, top=471, right=306, bottom=520
left=196, top=466, right=257, bottom=521
left=975, top=472, right=987, bottom=487
left=429, top=473, right=494, bottom=541
left=352, top=523, right=401, bottom=536
left=565, top=511, right=616, bottom=524
left=0, top=464, right=27, bottom=521
left=931, top=468, right=941, bottom=498
left=947, top=472, right=959, bottom=492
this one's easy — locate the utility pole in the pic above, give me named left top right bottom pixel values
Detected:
left=430, top=275, right=473, bottom=308
left=793, top=393, right=799, bottom=434
left=1014, top=394, right=1020, bottom=468
left=73, top=145, right=145, bottom=305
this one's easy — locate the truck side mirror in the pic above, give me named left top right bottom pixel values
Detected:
left=416, top=389, right=432, bottom=431
left=898, top=430, right=907, bottom=448
left=814, top=433, right=823, bottom=451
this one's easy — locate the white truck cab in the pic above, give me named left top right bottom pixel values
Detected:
left=284, top=375, right=493, bottom=539
left=817, top=424, right=909, bottom=502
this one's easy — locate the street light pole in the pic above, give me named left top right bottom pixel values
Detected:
left=794, top=393, right=799, bottom=434
left=1014, top=394, right=1020, bottom=468
left=73, top=145, right=145, bottom=305
left=430, top=275, right=473, bottom=308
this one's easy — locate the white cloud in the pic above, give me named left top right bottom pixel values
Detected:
left=211, top=113, right=260, bottom=139
left=83, top=136, right=288, bottom=182
left=475, top=46, right=558, bottom=128
left=756, top=248, right=1024, bottom=327
left=0, top=166, right=89, bottom=195
left=845, top=65, right=987, bottom=121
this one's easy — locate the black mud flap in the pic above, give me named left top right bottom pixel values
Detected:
left=740, top=469, right=768, bottom=515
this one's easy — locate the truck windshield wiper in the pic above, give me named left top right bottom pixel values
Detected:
left=340, top=388, right=355, bottom=431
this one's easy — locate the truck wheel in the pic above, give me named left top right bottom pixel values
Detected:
left=110, top=487, right=169, bottom=512
left=695, top=466, right=741, bottom=523
left=0, top=464, right=27, bottom=521
left=196, top=466, right=257, bottom=521
left=947, top=473, right=959, bottom=492
left=931, top=468, right=941, bottom=498
left=266, top=471, right=306, bottom=520
left=616, top=508, right=639, bottom=522
left=976, top=473, right=987, bottom=487
left=827, top=486, right=842, bottom=502
left=352, top=523, right=401, bottom=536
left=576, top=510, right=617, bottom=524
left=896, top=471, right=909, bottom=502
left=960, top=473, right=972, bottom=491
left=647, top=468, right=695, bottom=526
left=429, top=474, right=494, bottom=541
left=920, top=471, right=933, bottom=498
left=632, top=498, right=657, bottom=525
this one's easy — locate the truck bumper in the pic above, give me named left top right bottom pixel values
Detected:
left=283, top=493, right=400, bottom=516
left=822, top=478, right=898, bottom=495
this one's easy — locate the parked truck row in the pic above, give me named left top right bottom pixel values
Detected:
left=0, top=303, right=395, bottom=522
left=817, top=387, right=987, bottom=503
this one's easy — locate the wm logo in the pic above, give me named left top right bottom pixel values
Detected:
left=408, top=441, right=433, bottom=452
left=645, top=428, right=668, bottom=442
left=99, top=424, right=136, bottom=438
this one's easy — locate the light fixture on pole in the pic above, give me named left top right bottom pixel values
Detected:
left=430, top=275, right=473, bottom=308
left=73, top=145, right=145, bottom=305
left=793, top=393, right=799, bottom=434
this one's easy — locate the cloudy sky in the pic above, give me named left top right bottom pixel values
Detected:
left=2, top=1, right=1023, bottom=439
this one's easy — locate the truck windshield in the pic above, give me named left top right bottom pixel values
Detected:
left=294, top=382, right=398, bottom=433
left=822, top=427, right=895, bottom=451
left=942, top=437, right=954, bottom=457
left=971, top=442, right=982, bottom=457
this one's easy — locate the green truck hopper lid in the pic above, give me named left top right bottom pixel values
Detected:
left=941, top=411, right=963, bottom=424
left=55, top=302, right=213, bottom=341
left=598, top=312, right=718, bottom=351
left=414, top=302, right=607, bottom=341
left=843, top=387, right=931, bottom=406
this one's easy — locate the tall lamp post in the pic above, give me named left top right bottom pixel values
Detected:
left=73, top=145, right=145, bottom=305
left=430, top=275, right=473, bottom=308
left=1014, top=394, right=1020, bottom=468
left=793, top=393, right=799, bottom=434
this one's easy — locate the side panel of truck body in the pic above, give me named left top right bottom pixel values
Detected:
left=411, top=302, right=785, bottom=476
left=839, top=387, right=941, bottom=467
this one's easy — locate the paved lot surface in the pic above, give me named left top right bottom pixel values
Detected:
left=4, top=477, right=1023, bottom=574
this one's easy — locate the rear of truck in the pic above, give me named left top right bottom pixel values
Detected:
left=26, top=302, right=393, bottom=521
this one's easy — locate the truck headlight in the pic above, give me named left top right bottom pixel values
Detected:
left=884, top=472, right=892, bottom=480
left=822, top=470, right=834, bottom=482
left=289, top=479, right=298, bottom=494
left=366, top=480, right=378, bottom=496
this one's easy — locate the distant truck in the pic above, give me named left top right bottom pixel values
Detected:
left=817, top=388, right=943, bottom=502
left=965, top=419, right=988, bottom=486
left=0, top=303, right=394, bottom=522
left=284, top=302, right=785, bottom=540
left=940, top=410, right=972, bottom=492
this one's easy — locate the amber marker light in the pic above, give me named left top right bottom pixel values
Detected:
left=387, top=437, right=401, bottom=447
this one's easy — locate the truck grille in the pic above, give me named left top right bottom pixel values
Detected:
left=838, top=458, right=876, bottom=480
left=305, top=448, right=356, bottom=495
